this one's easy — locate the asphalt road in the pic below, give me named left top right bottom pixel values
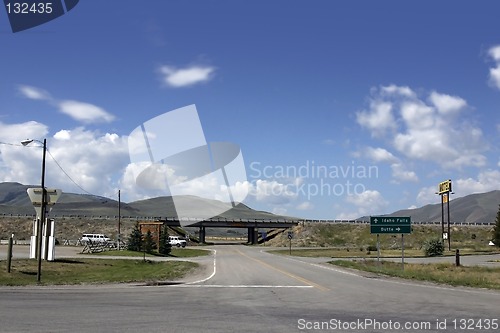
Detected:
left=0, top=245, right=499, bottom=332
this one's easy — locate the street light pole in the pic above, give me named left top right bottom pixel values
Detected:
left=118, top=189, right=121, bottom=251
left=22, top=138, right=46, bottom=283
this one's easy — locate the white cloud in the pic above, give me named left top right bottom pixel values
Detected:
left=363, top=147, right=398, bottom=163
left=489, top=45, right=500, bottom=61
left=0, top=121, right=47, bottom=142
left=416, top=170, right=500, bottom=206
left=455, top=170, right=500, bottom=195
left=0, top=121, right=49, bottom=183
left=18, top=85, right=51, bottom=100
left=429, top=91, right=467, bottom=115
left=45, top=128, right=128, bottom=193
left=381, top=84, right=416, bottom=98
left=0, top=124, right=129, bottom=199
left=359, top=146, right=417, bottom=183
left=337, top=189, right=388, bottom=219
left=58, top=100, right=115, bottom=123
left=178, top=177, right=297, bottom=216
left=159, top=65, right=215, bottom=88
left=358, top=85, right=485, bottom=169
left=487, top=45, right=500, bottom=90
left=489, top=67, right=500, bottom=90
left=17, top=85, right=115, bottom=124
left=297, top=201, right=314, bottom=210
left=119, top=162, right=169, bottom=201
left=391, top=163, right=418, bottom=182
left=400, top=102, right=435, bottom=130
left=346, top=189, right=387, bottom=208
left=356, top=100, right=396, bottom=136
left=393, top=128, right=456, bottom=162
left=215, top=178, right=301, bottom=215
left=272, top=207, right=288, bottom=216
left=252, top=179, right=298, bottom=204
left=53, top=130, right=71, bottom=140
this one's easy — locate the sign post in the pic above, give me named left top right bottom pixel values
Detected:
left=437, top=179, right=452, bottom=251
left=402, top=234, right=405, bottom=271
left=287, top=231, right=293, bottom=255
left=370, top=216, right=411, bottom=270
left=27, top=188, right=62, bottom=261
left=377, top=234, right=380, bottom=262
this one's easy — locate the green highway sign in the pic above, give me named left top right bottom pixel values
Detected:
left=370, top=216, right=412, bottom=234
left=371, top=225, right=412, bottom=234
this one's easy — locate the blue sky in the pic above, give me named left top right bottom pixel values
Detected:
left=0, top=1, right=499, bottom=219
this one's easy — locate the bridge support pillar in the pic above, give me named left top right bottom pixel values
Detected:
left=247, top=227, right=258, bottom=245
left=199, top=227, right=206, bottom=244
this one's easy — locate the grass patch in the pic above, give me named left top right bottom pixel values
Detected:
left=0, top=259, right=198, bottom=286
left=91, top=248, right=211, bottom=258
left=169, top=248, right=211, bottom=258
left=330, top=260, right=500, bottom=290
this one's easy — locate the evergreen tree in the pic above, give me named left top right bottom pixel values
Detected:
left=143, top=230, right=156, bottom=254
left=158, top=224, right=172, bottom=256
left=127, top=223, right=143, bottom=252
left=493, top=204, right=500, bottom=247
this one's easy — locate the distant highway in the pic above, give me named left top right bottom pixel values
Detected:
left=0, top=245, right=499, bottom=332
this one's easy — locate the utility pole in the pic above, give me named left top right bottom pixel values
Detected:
left=118, top=190, right=121, bottom=251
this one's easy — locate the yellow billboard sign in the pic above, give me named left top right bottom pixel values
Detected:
left=438, top=179, right=452, bottom=194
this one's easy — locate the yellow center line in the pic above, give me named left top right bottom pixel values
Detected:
left=235, top=248, right=330, bottom=291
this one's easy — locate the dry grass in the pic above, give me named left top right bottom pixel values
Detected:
left=330, top=260, right=500, bottom=289
left=264, top=223, right=495, bottom=251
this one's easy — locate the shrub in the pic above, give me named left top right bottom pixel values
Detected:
left=143, top=230, right=156, bottom=254
left=127, top=223, right=143, bottom=252
left=158, top=224, right=172, bottom=256
left=493, top=204, right=500, bottom=247
left=423, top=238, right=444, bottom=257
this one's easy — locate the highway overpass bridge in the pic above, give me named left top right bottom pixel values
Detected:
left=160, top=217, right=300, bottom=244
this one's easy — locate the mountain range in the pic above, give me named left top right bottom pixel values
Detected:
left=381, top=190, right=500, bottom=224
left=0, top=182, right=498, bottom=223
left=0, top=182, right=295, bottom=221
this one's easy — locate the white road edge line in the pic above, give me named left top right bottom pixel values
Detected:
left=263, top=250, right=500, bottom=296
left=261, top=250, right=361, bottom=277
left=176, top=285, right=314, bottom=288
left=185, top=249, right=217, bottom=285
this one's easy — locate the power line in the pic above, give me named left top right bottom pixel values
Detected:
left=45, top=149, right=95, bottom=196
left=0, top=140, right=121, bottom=201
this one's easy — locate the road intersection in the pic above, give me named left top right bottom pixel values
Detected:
left=1, top=244, right=499, bottom=332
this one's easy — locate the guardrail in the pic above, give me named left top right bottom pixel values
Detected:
left=0, top=239, right=31, bottom=245
left=0, top=214, right=494, bottom=225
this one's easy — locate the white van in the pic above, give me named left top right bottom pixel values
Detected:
left=168, top=236, right=187, bottom=248
left=80, top=234, right=111, bottom=244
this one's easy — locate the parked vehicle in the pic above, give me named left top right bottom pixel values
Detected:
left=80, top=233, right=111, bottom=244
left=168, top=236, right=186, bottom=248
